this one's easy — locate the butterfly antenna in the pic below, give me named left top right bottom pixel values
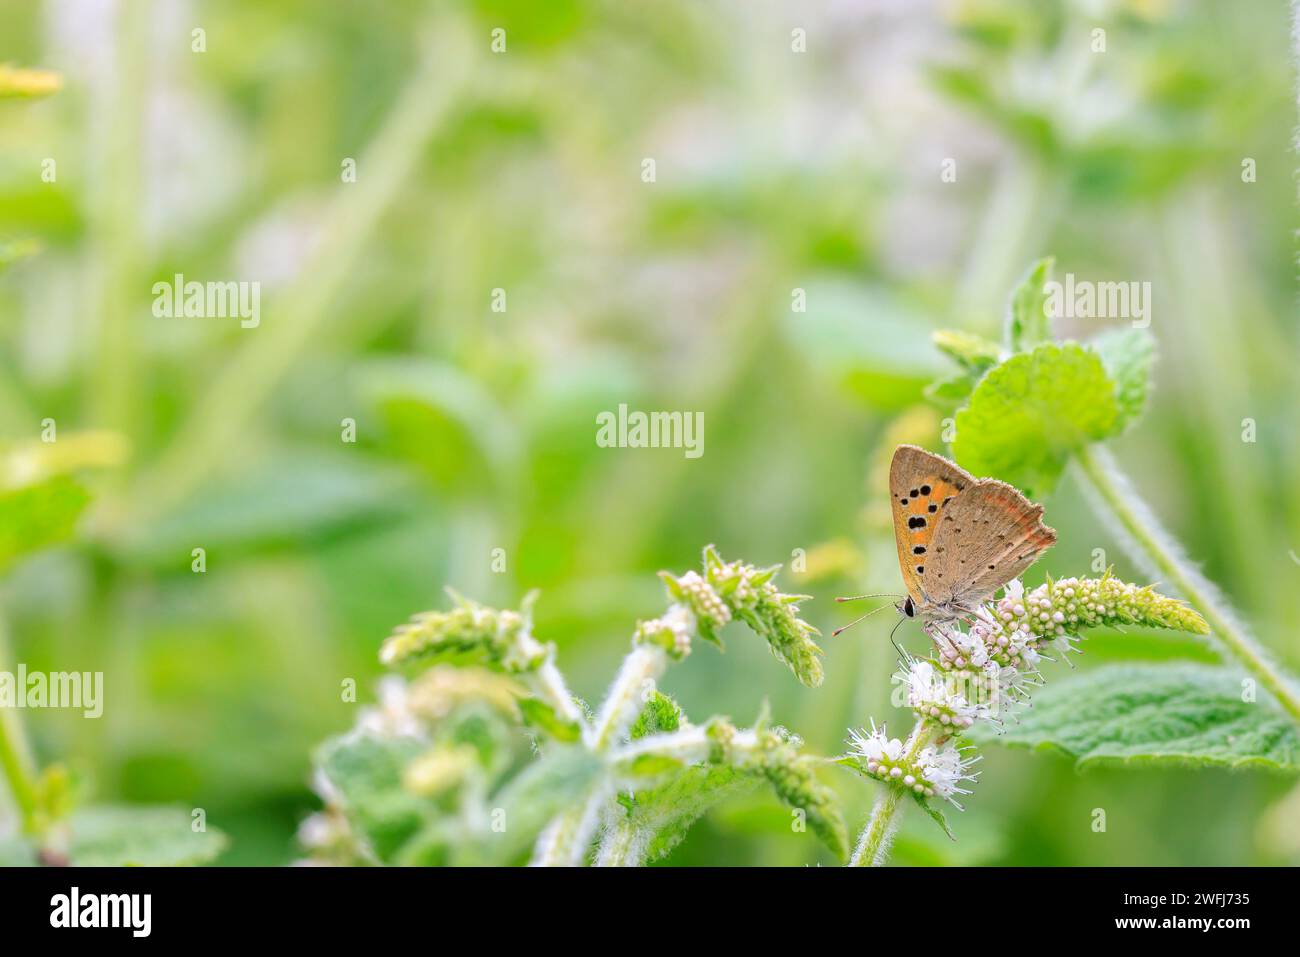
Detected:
left=835, top=593, right=902, bottom=603
left=887, top=615, right=907, bottom=660
left=831, top=602, right=893, bottom=637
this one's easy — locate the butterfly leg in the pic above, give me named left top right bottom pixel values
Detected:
left=923, top=620, right=960, bottom=658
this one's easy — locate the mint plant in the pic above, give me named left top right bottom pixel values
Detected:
left=304, top=543, right=1215, bottom=867
left=936, top=257, right=1300, bottom=738
left=832, top=257, right=1300, bottom=865
left=839, top=573, right=1212, bottom=865
left=304, top=547, right=846, bottom=866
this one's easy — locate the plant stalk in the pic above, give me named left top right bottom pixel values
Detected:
left=849, top=722, right=937, bottom=867
left=0, top=621, right=40, bottom=835
left=1073, top=444, right=1300, bottom=723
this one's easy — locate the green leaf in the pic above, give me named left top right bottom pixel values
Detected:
left=1004, top=257, right=1054, bottom=352
left=67, top=806, right=228, bottom=866
left=924, top=372, right=980, bottom=408
left=932, top=329, right=1002, bottom=373
left=910, top=792, right=956, bottom=841
left=953, top=342, right=1120, bottom=493
left=832, top=753, right=870, bottom=775
left=0, top=476, right=90, bottom=574
left=630, top=691, right=683, bottom=740
left=623, top=754, right=686, bottom=778
left=1091, top=327, right=1155, bottom=431
left=631, top=765, right=759, bottom=862
left=470, top=746, right=605, bottom=863
left=517, top=697, right=583, bottom=743
left=970, top=664, right=1300, bottom=772
left=357, top=358, right=521, bottom=500
left=316, top=732, right=432, bottom=860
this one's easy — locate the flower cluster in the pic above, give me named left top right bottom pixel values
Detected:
left=845, top=722, right=979, bottom=804
left=939, top=573, right=1209, bottom=677
left=660, top=544, right=823, bottom=686
left=898, top=657, right=988, bottom=729
left=845, top=573, right=1210, bottom=821
left=633, top=603, right=696, bottom=661
left=379, top=590, right=550, bottom=672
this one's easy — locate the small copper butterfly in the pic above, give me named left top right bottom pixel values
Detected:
left=838, top=445, right=1056, bottom=645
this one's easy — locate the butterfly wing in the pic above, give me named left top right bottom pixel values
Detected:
left=889, top=445, right=978, bottom=608
left=922, top=478, right=1057, bottom=609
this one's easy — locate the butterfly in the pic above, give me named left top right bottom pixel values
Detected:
left=837, top=445, right=1056, bottom=646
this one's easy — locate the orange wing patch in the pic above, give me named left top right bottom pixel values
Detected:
left=888, top=446, right=977, bottom=607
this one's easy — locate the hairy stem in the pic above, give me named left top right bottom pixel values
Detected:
left=849, top=723, right=936, bottom=867
left=532, top=642, right=668, bottom=865
left=531, top=658, right=587, bottom=730
left=587, top=644, right=668, bottom=750
left=593, top=817, right=644, bottom=867
left=1074, top=444, right=1300, bottom=723
left=529, top=784, right=610, bottom=867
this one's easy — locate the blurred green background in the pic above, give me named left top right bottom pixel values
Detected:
left=1, top=0, right=1298, bottom=865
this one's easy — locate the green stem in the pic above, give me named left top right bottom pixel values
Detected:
left=848, top=723, right=936, bottom=867
left=1074, top=444, right=1300, bottom=724
left=0, top=711, right=39, bottom=835
left=851, top=780, right=905, bottom=867
left=529, top=785, right=609, bottom=867
left=0, top=622, right=41, bottom=835
left=593, top=817, right=642, bottom=867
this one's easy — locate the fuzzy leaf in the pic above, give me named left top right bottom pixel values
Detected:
left=517, top=697, right=583, bottom=743
left=623, top=754, right=686, bottom=778
left=953, top=342, right=1119, bottom=493
left=1005, top=256, right=1054, bottom=352
left=66, top=806, right=228, bottom=866
left=972, top=664, right=1300, bottom=771
left=932, top=329, right=1001, bottom=373
left=910, top=792, right=956, bottom=841
left=316, top=733, right=432, bottom=860
left=0, top=476, right=90, bottom=574
left=1092, top=327, right=1155, bottom=430
left=630, top=691, right=683, bottom=740
left=632, top=766, right=759, bottom=862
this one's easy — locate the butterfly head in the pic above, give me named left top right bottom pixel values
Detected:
left=896, top=595, right=916, bottom=619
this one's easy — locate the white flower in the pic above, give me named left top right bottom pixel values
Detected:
left=916, top=743, right=980, bottom=808
left=899, top=657, right=985, bottom=729
left=848, top=720, right=903, bottom=764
